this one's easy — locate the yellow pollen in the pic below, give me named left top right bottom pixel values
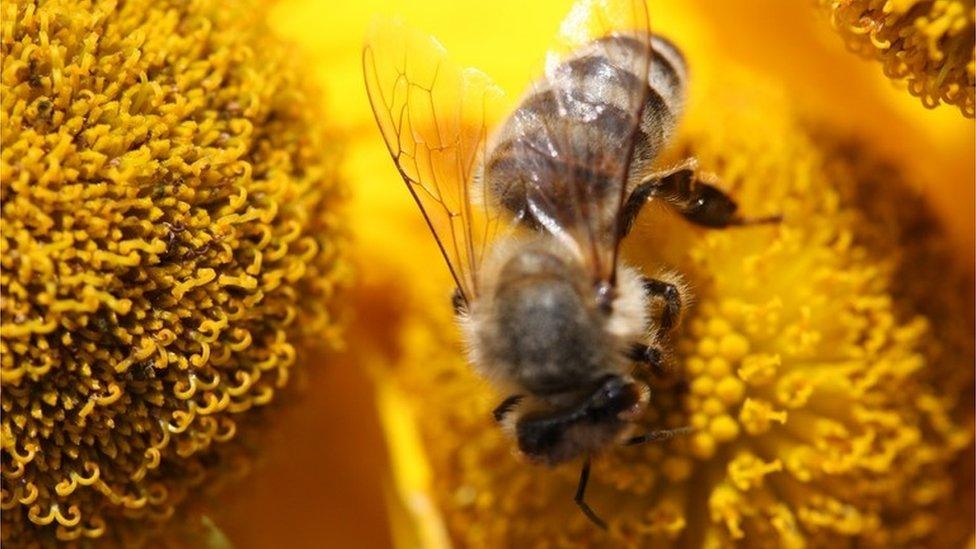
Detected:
left=709, top=415, right=741, bottom=443
left=0, top=0, right=347, bottom=543
left=706, top=357, right=731, bottom=377
left=718, top=333, right=750, bottom=362
left=702, top=397, right=726, bottom=416
left=820, top=0, right=975, bottom=116
left=739, top=399, right=788, bottom=435
left=661, top=456, right=693, bottom=482
left=696, top=337, right=719, bottom=358
left=690, top=377, right=715, bottom=396
left=714, top=377, right=746, bottom=405
left=738, top=354, right=781, bottom=385
left=689, top=431, right=717, bottom=460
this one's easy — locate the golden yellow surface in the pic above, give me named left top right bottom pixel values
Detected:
left=0, top=0, right=347, bottom=544
left=4, top=0, right=972, bottom=546
left=211, top=0, right=974, bottom=547
left=266, top=0, right=974, bottom=270
left=820, top=0, right=975, bottom=117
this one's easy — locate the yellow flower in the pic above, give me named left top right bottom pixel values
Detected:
left=0, top=0, right=347, bottom=544
left=376, top=71, right=973, bottom=546
left=820, top=0, right=976, bottom=117
left=22, top=0, right=955, bottom=545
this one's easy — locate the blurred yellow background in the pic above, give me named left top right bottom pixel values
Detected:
left=208, top=0, right=974, bottom=546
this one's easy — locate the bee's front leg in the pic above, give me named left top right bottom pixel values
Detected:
left=641, top=276, right=683, bottom=333
left=627, top=343, right=668, bottom=378
left=451, top=287, right=467, bottom=316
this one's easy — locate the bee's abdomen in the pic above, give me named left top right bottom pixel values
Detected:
left=486, top=34, right=687, bottom=224
left=637, top=35, right=687, bottom=171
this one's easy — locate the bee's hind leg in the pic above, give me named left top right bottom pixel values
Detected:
left=618, top=159, right=781, bottom=238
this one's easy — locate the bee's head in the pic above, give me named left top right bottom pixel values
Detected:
left=515, top=375, right=649, bottom=465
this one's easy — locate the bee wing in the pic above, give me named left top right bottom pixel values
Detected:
left=363, top=19, right=508, bottom=304
left=491, top=0, right=653, bottom=284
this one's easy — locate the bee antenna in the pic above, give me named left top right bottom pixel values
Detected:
left=574, top=456, right=608, bottom=530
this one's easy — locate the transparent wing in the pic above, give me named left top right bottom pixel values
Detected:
left=363, top=19, right=507, bottom=303
left=487, top=0, right=653, bottom=284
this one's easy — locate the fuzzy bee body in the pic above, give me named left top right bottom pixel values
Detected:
left=365, top=0, right=773, bottom=527
left=457, top=34, right=690, bottom=463
left=462, top=239, right=648, bottom=399
left=461, top=236, right=653, bottom=465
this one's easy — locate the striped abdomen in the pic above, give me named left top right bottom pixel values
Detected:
left=486, top=34, right=687, bottom=238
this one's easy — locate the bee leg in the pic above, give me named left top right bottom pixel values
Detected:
left=574, top=457, right=608, bottom=530
left=492, top=395, right=524, bottom=423
left=451, top=287, right=467, bottom=315
left=641, top=276, right=683, bottom=333
left=624, top=426, right=693, bottom=446
left=627, top=343, right=667, bottom=377
left=619, top=165, right=781, bottom=237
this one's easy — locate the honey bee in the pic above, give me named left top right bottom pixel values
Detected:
left=364, top=0, right=777, bottom=528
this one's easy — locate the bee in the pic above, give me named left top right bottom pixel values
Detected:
left=364, top=0, right=778, bottom=528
